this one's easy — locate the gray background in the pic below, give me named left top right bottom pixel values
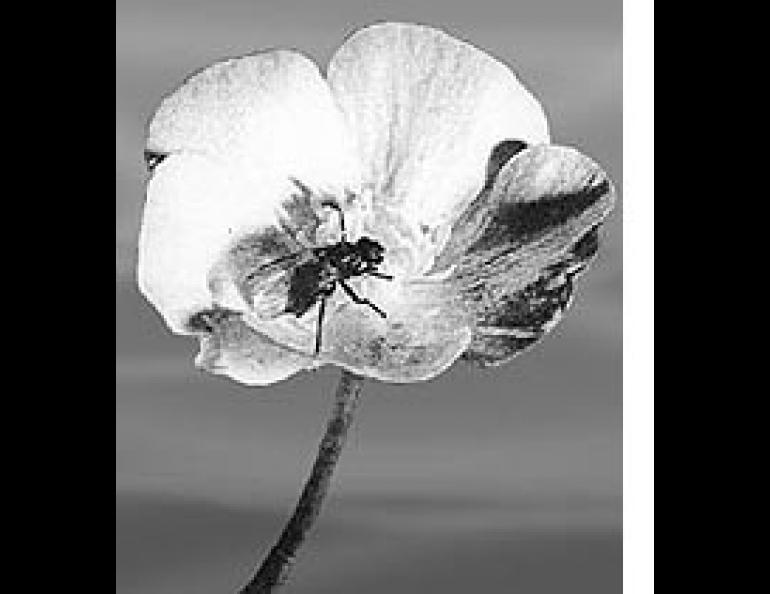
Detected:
left=116, top=1, right=622, bottom=592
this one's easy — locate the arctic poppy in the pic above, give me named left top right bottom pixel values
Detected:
left=137, top=22, right=615, bottom=387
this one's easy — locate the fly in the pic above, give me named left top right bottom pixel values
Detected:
left=249, top=199, right=393, bottom=355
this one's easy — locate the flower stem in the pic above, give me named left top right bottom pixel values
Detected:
left=239, top=370, right=365, bottom=593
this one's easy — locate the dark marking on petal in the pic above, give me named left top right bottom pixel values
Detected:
left=462, top=225, right=603, bottom=367
left=186, top=306, right=239, bottom=333
left=570, top=225, right=600, bottom=261
left=484, top=140, right=528, bottom=189
left=143, top=150, right=168, bottom=172
left=476, top=177, right=610, bottom=251
left=229, top=227, right=299, bottom=274
left=478, top=266, right=573, bottom=333
left=366, top=336, right=387, bottom=364
left=462, top=334, right=539, bottom=367
left=280, top=178, right=323, bottom=243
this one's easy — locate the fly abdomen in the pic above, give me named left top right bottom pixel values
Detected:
left=285, top=259, right=334, bottom=317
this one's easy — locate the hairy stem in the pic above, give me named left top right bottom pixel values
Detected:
left=239, top=370, right=365, bottom=593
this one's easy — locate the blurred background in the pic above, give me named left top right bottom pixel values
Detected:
left=116, top=1, right=622, bottom=592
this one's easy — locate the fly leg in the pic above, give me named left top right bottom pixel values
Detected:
left=314, top=294, right=328, bottom=355
left=365, top=270, right=393, bottom=281
left=339, top=280, right=387, bottom=318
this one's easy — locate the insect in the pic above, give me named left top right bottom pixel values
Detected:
left=247, top=199, right=393, bottom=355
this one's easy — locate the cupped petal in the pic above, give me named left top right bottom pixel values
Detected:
left=327, top=22, right=549, bottom=271
left=189, top=308, right=316, bottom=386
left=432, top=144, right=616, bottom=366
left=138, top=51, right=361, bottom=344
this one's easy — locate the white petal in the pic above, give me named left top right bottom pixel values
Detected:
left=148, top=51, right=359, bottom=190
left=192, top=311, right=314, bottom=386
left=327, top=22, right=549, bottom=268
left=138, top=154, right=265, bottom=332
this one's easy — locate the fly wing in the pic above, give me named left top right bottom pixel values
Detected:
left=246, top=253, right=309, bottom=319
left=244, top=251, right=308, bottom=282
left=218, top=227, right=313, bottom=320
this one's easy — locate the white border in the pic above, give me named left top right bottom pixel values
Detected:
left=623, top=0, right=654, bottom=592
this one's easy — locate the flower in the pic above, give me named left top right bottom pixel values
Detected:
left=137, top=22, right=616, bottom=386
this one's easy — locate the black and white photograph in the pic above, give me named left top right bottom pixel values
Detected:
left=117, top=1, right=652, bottom=593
